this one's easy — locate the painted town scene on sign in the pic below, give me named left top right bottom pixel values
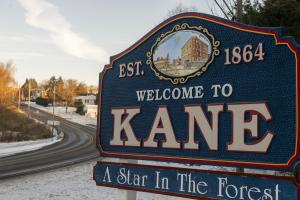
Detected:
left=1, top=1, right=300, bottom=200
left=153, top=30, right=212, bottom=77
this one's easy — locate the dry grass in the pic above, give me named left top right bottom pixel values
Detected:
left=0, top=106, right=52, bottom=142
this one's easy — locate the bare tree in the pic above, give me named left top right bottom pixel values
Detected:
left=63, top=79, right=78, bottom=113
left=0, top=62, right=16, bottom=106
left=208, top=0, right=237, bottom=21
left=76, top=82, right=88, bottom=95
left=21, top=78, right=38, bottom=99
left=166, top=3, right=198, bottom=18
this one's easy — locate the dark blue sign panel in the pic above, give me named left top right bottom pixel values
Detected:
left=94, top=162, right=300, bottom=200
left=97, top=13, right=300, bottom=170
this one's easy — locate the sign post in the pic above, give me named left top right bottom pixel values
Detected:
left=121, top=159, right=137, bottom=200
left=95, top=12, right=300, bottom=199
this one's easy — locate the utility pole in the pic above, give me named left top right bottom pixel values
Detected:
left=52, top=81, right=56, bottom=135
left=236, top=0, right=244, bottom=173
left=18, top=84, right=21, bottom=111
left=236, top=0, right=243, bottom=22
left=28, top=81, right=31, bottom=117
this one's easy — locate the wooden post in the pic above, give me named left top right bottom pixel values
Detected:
left=294, top=163, right=300, bottom=183
left=236, top=168, right=244, bottom=173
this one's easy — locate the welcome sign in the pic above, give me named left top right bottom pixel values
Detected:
left=97, top=13, right=300, bottom=170
left=94, top=162, right=300, bottom=200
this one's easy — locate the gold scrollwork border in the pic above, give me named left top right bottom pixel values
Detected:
left=146, top=23, right=220, bottom=84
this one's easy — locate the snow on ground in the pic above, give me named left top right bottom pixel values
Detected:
left=27, top=102, right=97, bottom=126
left=0, top=101, right=93, bottom=157
left=0, top=159, right=187, bottom=200
left=0, top=134, right=63, bottom=158
left=0, top=157, right=282, bottom=200
left=138, top=160, right=279, bottom=176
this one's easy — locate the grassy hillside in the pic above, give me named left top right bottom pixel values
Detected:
left=0, top=106, right=52, bottom=142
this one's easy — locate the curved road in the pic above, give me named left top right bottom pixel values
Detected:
left=0, top=105, right=99, bottom=179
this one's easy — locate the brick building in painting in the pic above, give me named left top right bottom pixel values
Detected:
left=181, top=36, right=209, bottom=67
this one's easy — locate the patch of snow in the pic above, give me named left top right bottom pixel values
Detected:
left=141, top=160, right=282, bottom=176
left=0, top=159, right=187, bottom=200
left=0, top=133, right=63, bottom=158
left=0, top=157, right=284, bottom=200
left=138, top=159, right=236, bottom=172
left=26, top=102, right=97, bottom=126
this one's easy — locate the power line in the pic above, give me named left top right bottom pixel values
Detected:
left=221, top=0, right=235, bottom=17
left=213, top=0, right=230, bottom=19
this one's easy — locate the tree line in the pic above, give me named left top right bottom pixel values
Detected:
left=21, top=76, right=96, bottom=112
left=171, top=1, right=299, bottom=44
left=210, top=0, right=300, bottom=43
left=0, top=61, right=96, bottom=111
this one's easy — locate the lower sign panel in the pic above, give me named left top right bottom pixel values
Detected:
left=94, top=161, right=300, bottom=200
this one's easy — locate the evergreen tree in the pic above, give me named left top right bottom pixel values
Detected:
left=21, top=78, right=38, bottom=99
left=243, top=0, right=300, bottom=43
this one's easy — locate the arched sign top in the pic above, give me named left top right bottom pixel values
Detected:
left=108, top=12, right=298, bottom=65
left=97, top=12, right=300, bottom=171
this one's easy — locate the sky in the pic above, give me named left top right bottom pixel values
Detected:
left=0, top=0, right=215, bottom=85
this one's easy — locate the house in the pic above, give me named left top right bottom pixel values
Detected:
left=74, top=95, right=96, bottom=105
left=84, top=105, right=98, bottom=118
left=30, top=88, right=47, bottom=100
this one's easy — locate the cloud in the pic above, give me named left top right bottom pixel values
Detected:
left=0, top=51, right=46, bottom=60
left=0, top=35, right=50, bottom=44
left=18, top=0, right=109, bottom=63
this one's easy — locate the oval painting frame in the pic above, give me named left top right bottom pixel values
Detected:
left=147, top=23, right=220, bottom=84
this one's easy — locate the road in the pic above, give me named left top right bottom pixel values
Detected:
left=0, top=105, right=99, bottom=179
